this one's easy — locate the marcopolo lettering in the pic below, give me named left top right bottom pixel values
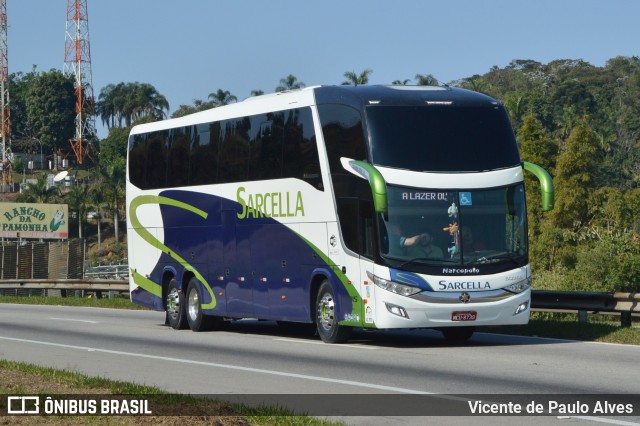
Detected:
left=237, top=187, right=305, bottom=219
left=438, top=280, right=491, bottom=290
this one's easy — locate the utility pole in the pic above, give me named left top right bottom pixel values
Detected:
left=0, top=0, right=12, bottom=191
left=63, top=0, right=95, bottom=166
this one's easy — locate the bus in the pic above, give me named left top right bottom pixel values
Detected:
left=126, top=85, right=554, bottom=343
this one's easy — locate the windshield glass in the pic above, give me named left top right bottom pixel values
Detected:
left=380, top=184, right=527, bottom=268
left=366, top=105, right=520, bottom=172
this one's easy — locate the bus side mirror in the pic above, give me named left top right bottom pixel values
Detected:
left=522, top=161, right=554, bottom=212
left=341, top=158, right=388, bottom=219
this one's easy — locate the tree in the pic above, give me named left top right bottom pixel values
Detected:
left=275, top=75, right=305, bottom=92
left=96, top=82, right=169, bottom=128
left=66, top=183, right=90, bottom=239
left=98, top=126, right=130, bottom=165
left=207, top=89, right=237, bottom=107
left=342, top=69, right=372, bottom=86
left=24, top=70, right=76, bottom=152
left=97, top=156, right=126, bottom=244
left=415, top=73, right=439, bottom=86
left=250, top=89, right=264, bottom=96
left=552, top=119, right=601, bottom=231
left=392, top=79, right=410, bottom=85
left=89, top=179, right=107, bottom=248
left=17, top=174, right=59, bottom=203
left=170, top=99, right=213, bottom=118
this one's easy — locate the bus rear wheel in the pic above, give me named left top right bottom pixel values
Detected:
left=166, top=278, right=187, bottom=330
left=315, top=280, right=351, bottom=343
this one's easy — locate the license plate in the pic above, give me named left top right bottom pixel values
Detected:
left=452, top=311, right=477, bottom=321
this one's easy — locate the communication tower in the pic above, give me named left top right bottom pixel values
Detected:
left=63, top=0, right=95, bottom=165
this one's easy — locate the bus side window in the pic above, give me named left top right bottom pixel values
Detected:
left=167, top=126, right=191, bottom=188
left=128, top=134, right=147, bottom=189
left=146, top=130, right=168, bottom=189
left=283, top=108, right=322, bottom=190
left=249, top=113, right=284, bottom=181
left=190, top=122, right=219, bottom=186
left=218, top=117, right=251, bottom=184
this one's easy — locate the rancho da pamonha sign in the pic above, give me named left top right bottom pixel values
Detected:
left=0, top=202, right=68, bottom=239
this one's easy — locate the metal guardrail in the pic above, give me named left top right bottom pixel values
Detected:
left=531, top=290, right=639, bottom=327
left=0, top=279, right=128, bottom=292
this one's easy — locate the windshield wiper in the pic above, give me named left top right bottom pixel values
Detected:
left=474, top=253, right=520, bottom=265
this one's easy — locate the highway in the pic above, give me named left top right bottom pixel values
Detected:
left=0, top=303, right=639, bottom=425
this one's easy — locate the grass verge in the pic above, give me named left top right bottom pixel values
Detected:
left=0, top=359, right=343, bottom=425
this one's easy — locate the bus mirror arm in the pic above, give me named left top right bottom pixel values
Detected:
left=340, top=158, right=388, bottom=218
left=522, top=161, right=554, bottom=212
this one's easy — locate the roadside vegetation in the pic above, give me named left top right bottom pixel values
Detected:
left=0, top=359, right=343, bottom=425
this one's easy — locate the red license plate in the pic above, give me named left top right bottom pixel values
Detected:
left=452, top=311, right=477, bottom=321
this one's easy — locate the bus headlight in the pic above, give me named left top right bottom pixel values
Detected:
left=367, top=272, right=422, bottom=297
left=504, top=276, right=532, bottom=294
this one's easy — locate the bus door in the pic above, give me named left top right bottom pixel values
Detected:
left=223, top=209, right=253, bottom=317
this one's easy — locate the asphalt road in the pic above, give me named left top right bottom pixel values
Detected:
left=0, top=303, right=638, bottom=425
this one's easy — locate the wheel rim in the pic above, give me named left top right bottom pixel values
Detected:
left=167, top=287, right=180, bottom=320
left=317, top=291, right=336, bottom=332
left=187, top=287, right=199, bottom=322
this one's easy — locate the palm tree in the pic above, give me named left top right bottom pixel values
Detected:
left=17, top=174, right=59, bottom=203
left=96, top=82, right=170, bottom=128
left=66, top=184, right=90, bottom=239
left=392, top=79, right=411, bottom=85
left=208, top=89, right=237, bottom=107
left=342, top=69, right=373, bottom=86
left=98, top=157, right=126, bottom=244
left=415, top=73, right=439, bottom=86
left=89, top=182, right=107, bottom=248
left=275, top=75, right=305, bottom=92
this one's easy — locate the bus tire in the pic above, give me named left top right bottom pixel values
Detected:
left=315, top=280, right=351, bottom=343
left=166, top=277, right=187, bottom=330
left=186, top=277, right=225, bottom=332
left=441, top=326, right=475, bottom=342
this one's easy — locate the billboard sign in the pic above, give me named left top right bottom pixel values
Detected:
left=0, top=203, right=69, bottom=239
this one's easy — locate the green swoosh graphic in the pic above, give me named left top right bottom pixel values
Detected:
left=129, top=195, right=216, bottom=309
left=294, top=232, right=365, bottom=327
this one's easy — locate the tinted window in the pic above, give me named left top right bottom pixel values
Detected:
left=367, top=105, right=520, bottom=172
left=128, top=107, right=322, bottom=190
left=283, top=108, right=322, bottom=189
left=317, top=104, right=368, bottom=176
left=218, top=118, right=251, bottom=184
left=190, top=122, right=220, bottom=185
left=167, top=126, right=191, bottom=187
left=146, top=130, right=168, bottom=189
left=128, top=134, right=146, bottom=188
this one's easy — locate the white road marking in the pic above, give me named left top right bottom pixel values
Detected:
left=563, top=416, right=640, bottom=426
left=47, top=318, right=99, bottom=324
left=0, top=335, right=427, bottom=394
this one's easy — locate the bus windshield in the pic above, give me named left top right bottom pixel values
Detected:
left=367, top=105, right=520, bottom=172
left=380, top=184, right=527, bottom=267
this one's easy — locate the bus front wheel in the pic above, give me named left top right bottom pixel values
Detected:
left=186, top=277, right=226, bottom=332
left=166, top=278, right=187, bottom=330
left=315, top=280, right=351, bottom=343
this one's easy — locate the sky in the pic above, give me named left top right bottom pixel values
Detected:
left=7, top=0, right=640, bottom=139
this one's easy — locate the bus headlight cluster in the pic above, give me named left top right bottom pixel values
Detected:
left=504, top=276, right=532, bottom=294
left=368, top=272, right=422, bottom=297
